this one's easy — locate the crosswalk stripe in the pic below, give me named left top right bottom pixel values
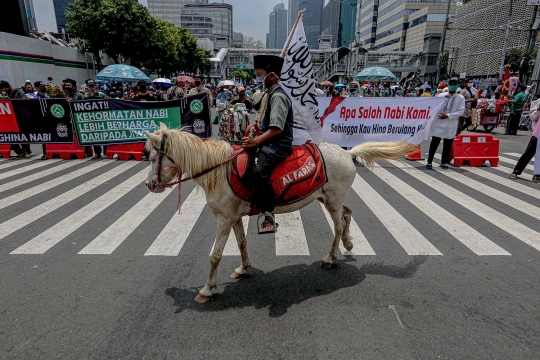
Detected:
left=505, top=153, right=535, bottom=162
left=0, top=161, right=112, bottom=210
left=319, top=203, right=376, bottom=255
left=0, top=162, right=138, bottom=241
left=275, top=211, right=310, bottom=255
left=0, top=159, right=62, bottom=180
left=79, top=188, right=173, bottom=255
left=423, top=159, right=540, bottom=221
left=352, top=173, right=442, bottom=255
left=499, top=155, right=534, bottom=171
left=0, top=160, right=85, bottom=192
left=433, top=154, right=540, bottom=197
left=388, top=159, right=540, bottom=252
left=209, top=216, right=248, bottom=256
left=0, top=159, right=26, bottom=170
left=144, top=189, right=207, bottom=256
left=369, top=165, right=510, bottom=255
left=10, top=169, right=148, bottom=254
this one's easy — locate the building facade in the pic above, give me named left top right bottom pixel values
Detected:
left=451, top=0, right=537, bottom=77
left=268, top=3, right=288, bottom=49
left=149, top=1, right=233, bottom=49
left=288, top=0, right=324, bottom=50
left=233, top=32, right=243, bottom=47
left=322, top=0, right=357, bottom=48
left=357, top=0, right=378, bottom=47
left=52, top=0, right=72, bottom=32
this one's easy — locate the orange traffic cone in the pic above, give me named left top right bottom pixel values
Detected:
left=405, top=145, right=424, bottom=160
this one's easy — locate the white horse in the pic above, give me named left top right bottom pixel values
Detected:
left=144, top=125, right=414, bottom=303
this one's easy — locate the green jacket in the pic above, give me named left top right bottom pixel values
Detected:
left=510, top=91, right=526, bottom=114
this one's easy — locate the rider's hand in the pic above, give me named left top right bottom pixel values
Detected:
left=241, top=136, right=257, bottom=148
left=438, top=113, right=449, bottom=119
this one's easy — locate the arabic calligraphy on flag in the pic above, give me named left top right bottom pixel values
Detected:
left=280, top=16, right=322, bottom=145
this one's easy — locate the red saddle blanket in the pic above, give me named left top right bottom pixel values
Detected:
left=228, top=143, right=327, bottom=212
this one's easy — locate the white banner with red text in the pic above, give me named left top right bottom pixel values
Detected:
left=318, top=97, right=447, bottom=146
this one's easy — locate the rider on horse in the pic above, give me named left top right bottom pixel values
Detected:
left=241, top=55, right=294, bottom=234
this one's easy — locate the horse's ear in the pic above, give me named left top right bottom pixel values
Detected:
left=144, top=130, right=160, bottom=143
left=159, top=122, right=168, bottom=130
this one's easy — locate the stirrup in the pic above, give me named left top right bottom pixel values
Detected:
left=257, top=212, right=279, bottom=234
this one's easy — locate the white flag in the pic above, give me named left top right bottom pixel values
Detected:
left=280, top=16, right=322, bottom=145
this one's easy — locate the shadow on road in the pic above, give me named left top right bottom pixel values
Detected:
left=165, top=256, right=428, bottom=317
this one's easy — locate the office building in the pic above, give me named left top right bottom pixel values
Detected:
left=266, top=33, right=270, bottom=49
left=268, top=3, right=288, bottom=49
left=451, top=0, right=536, bottom=77
left=357, top=0, right=378, bottom=47
left=233, top=32, right=244, bottom=48
left=288, top=0, right=324, bottom=50
left=2, top=0, right=33, bottom=36
left=24, top=0, right=38, bottom=31
left=322, top=0, right=357, bottom=48
left=149, top=1, right=233, bottom=49
left=52, top=0, right=72, bottom=32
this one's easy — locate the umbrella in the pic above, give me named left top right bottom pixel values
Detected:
left=320, top=80, right=334, bottom=86
left=335, top=83, right=346, bottom=87
left=152, top=78, right=172, bottom=88
left=177, top=75, right=194, bottom=87
left=218, top=80, right=235, bottom=87
left=356, top=66, right=397, bottom=82
left=362, top=83, right=372, bottom=87
left=96, top=64, right=150, bottom=83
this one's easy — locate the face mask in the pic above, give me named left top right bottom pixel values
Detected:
left=88, top=86, right=95, bottom=91
left=139, top=85, right=147, bottom=92
left=239, top=93, right=245, bottom=98
left=468, top=83, right=473, bottom=87
left=448, top=85, right=458, bottom=93
left=194, top=81, right=201, bottom=87
left=349, top=88, right=357, bottom=93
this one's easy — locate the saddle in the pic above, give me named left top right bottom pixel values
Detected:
left=228, top=142, right=327, bottom=215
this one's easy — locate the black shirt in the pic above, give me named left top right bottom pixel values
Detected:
left=132, top=93, right=157, bottom=102
left=230, top=98, right=251, bottom=109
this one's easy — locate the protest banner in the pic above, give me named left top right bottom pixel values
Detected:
left=318, top=97, right=447, bottom=147
left=70, top=93, right=211, bottom=146
left=0, top=99, right=74, bottom=144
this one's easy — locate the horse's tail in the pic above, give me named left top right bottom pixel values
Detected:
left=347, top=141, right=416, bottom=167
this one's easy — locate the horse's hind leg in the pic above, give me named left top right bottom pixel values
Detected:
left=341, top=205, right=354, bottom=252
left=230, top=217, right=251, bottom=279
left=321, top=203, right=344, bottom=269
left=195, top=218, right=235, bottom=303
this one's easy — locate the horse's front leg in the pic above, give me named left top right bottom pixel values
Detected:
left=230, top=217, right=251, bottom=279
left=195, top=219, right=235, bottom=303
left=321, top=204, right=344, bottom=269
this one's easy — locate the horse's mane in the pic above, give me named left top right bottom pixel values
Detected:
left=146, top=127, right=232, bottom=196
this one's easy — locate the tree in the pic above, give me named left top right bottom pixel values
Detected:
left=139, top=18, right=182, bottom=76
left=506, top=48, right=525, bottom=73
left=229, top=69, right=250, bottom=82
left=242, top=35, right=264, bottom=49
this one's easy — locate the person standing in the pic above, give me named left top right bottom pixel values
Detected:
left=32, top=82, right=50, bottom=160
left=506, top=84, right=527, bottom=135
left=426, top=78, right=465, bottom=169
left=63, top=79, right=84, bottom=101
left=241, top=55, right=293, bottom=234
left=457, top=79, right=474, bottom=134
left=510, top=96, right=540, bottom=182
left=84, top=80, right=107, bottom=158
left=131, top=81, right=157, bottom=102
left=188, top=75, right=213, bottom=105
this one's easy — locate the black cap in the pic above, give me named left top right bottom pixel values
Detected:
left=449, top=77, right=459, bottom=83
left=87, top=80, right=96, bottom=86
left=254, top=55, right=284, bottom=77
left=35, top=81, right=46, bottom=87
left=137, top=80, right=147, bottom=86
left=64, top=78, right=76, bottom=86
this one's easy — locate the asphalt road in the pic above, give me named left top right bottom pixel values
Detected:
left=1, top=124, right=539, bottom=360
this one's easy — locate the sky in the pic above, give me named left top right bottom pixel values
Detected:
left=34, top=0, right=287, bottom=43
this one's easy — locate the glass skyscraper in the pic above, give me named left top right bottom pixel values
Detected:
left=52, top=0, right=72, bottom=32
left=268, top=3, right=288, bottom=49
left=288, top=0, right=324, bottom=50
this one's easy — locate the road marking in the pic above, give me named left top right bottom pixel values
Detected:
left=352, top=174, right=442, bottom=255
left=0, top=159, right=62, bottom=180
left=388, top=159, right=540, bottom=252
left=319, top=202, right=376, bottom=255
left=498, top=155, right=534, bottom=171
left=369, top=165, right=509, bottom=255
left=0, top=160, right=84, bottom=192
left=433, top=154, right=540, bottom=197
left=144, top=189, right=207, bottom=256
left=0, top=162, right=138, bottom=241
left=505, top=153, right=534, bottom=162
left=422, top=160, right=540, bottom=222
left=0, top=161, right=112, bottom=210
left=275, top=211, right=310, bottom=255
left=0, top=159, right=29, bottom=170
left=209, top=216, right=249, bottom=256
left=79, top=189, right=173, bottom=255
left=10, top=169, right=147, bottom=254
left=389, top=305, right=405, bottom=329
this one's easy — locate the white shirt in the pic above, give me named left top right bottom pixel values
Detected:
left=315, top=88, right=325, bottom=97
left=430, top=92, right=466, bottom=139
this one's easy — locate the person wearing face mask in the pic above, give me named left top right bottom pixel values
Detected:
left=347, top=81, right=361, bottom=98
left=426, top=77, right=465, bottom=169
left=63, top=79, right=84, bottom=101
left=23, top=83, right=35, bottom=98
left=132, top=81, right=157, bottom=102
left=230, top=87, right=252, bottom=111
left=242, top=55, right=294, bottom=234
left=456, top=78, right=474, bottom=134
left=83, top=80, right=105, bottom=99
left=188, top=75, right=213, bottom=105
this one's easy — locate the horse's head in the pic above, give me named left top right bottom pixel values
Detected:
left=144, top=125, right=178, bottom=193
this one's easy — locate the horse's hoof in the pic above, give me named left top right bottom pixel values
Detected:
left=320, top=261, right=332, bottom=269
left=230, top=271, right=246, bottom=279
left=344, top=237, right=354, bottom=251
left=194, top=293, right=211, bottom=303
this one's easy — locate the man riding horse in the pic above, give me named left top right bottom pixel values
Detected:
left=241, top=55, right=294, bottom=234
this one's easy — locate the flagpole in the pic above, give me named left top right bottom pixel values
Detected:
left=256, top=10, right=306, bottom=126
